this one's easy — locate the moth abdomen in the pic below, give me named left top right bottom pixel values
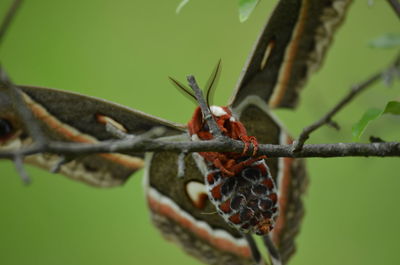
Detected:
left=205, top=159, right=278, bottom=235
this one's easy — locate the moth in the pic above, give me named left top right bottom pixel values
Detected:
left=0, top=0, right=351, bottom=264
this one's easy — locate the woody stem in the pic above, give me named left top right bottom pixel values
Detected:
left=186, top=75, right=224, bottom=139
left=293, top=53, right=400, bottom=152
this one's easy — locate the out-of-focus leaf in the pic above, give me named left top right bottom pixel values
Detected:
left=238, top=0, right=260, bottom=22
left=352, top=108, right=382, bottom=140
left=176, top=0, right=190, bottom=14
left=176, top=0, right=260, bottom=21
left=352, top=101, right=400, bottom=140
left=383, top=101, right=400, bottom=115
left=369, top=33, right=400, bottom=49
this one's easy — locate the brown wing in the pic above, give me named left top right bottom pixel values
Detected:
left=0, top=85, right=184, bottom=187
left=145, top=136, right=260, bottom=265
left=229, top=0, right=351, bottom=109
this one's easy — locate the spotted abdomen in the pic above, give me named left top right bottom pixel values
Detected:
left=205, top=158, right=278, bottom=235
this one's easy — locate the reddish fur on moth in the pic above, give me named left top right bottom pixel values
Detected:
left=188, top=106, right=264, bottom=176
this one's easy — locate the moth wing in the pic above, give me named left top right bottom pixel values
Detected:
left=0, top=85, right=185, bottom=187
left=232, top=97, right=308, bottom=264
left=145, top=135, right=262, bottom=265
left=229, top=0, right=350, bottom=260
left=229, top=0, right=351, bottom=109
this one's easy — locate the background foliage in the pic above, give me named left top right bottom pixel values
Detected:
left=0, top=1, right=399, bottom=264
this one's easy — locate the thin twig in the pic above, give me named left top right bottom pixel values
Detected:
left=107, top=126, right=166, bottom=152
left=50, top=156, right=67, bottom=173
left=293, top=54, right=400, bottom=152
left=387, top=0, right=400, bottom=18
left=186, top=75, right=224, bottom=138
left=0, top=67, right=47, bottom=145
left=327, top=120, right=340, bottom=130
left=0, top=0, right=23, bottom=46
left=242, top=233, right=262, bottom=264
left=263, top=235, right=281, bottom=265
left=13, top=154, right=30, bottom=184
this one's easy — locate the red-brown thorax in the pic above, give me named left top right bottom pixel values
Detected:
left=187, top=106, right=265, bottom=176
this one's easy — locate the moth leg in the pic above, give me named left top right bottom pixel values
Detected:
left=215, top=115, right=229, bottom=134
left=229, top=156, right=267, bottom=176
left=212, top=157, right=235, bottom=176
left=248, top=136, right=259, bottom=156
left=242, top=233, right=264, bottom=265
left=263, top=234, right=282, bottom=265
left=239, top=135, right=259, bottom=156
left=240, top=136, right=250, bottom=156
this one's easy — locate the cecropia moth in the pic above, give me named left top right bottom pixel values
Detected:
left=0, top=0, right=351, bottom=264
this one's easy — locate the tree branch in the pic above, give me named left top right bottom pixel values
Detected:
left=1, top=60, right=399, bottom=184
left=0, top=138, right=399, bottom=159
left=387, top=0, right=400, bottom=18
left=293, top=54, right=400, bottom=152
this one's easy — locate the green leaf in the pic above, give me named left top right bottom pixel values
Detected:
left=238, top=0, right=260, bottom=22
left=352, top=108, right=382, bottom=140
left=369, top=33, right=400, bottom=49
left=352, top=101, right=400, bottom=140
left=176, top=0, right=190, bottom=14
left=383, top=101, right=400, bottom=115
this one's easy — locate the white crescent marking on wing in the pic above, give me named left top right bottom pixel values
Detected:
left=186, top=181, right=207, bottom=207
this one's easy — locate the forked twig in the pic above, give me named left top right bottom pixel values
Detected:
left=293, top=54, right=400, bottom=152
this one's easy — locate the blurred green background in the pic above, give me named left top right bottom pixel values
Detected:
left=0, top=0, right=399, bottom=264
